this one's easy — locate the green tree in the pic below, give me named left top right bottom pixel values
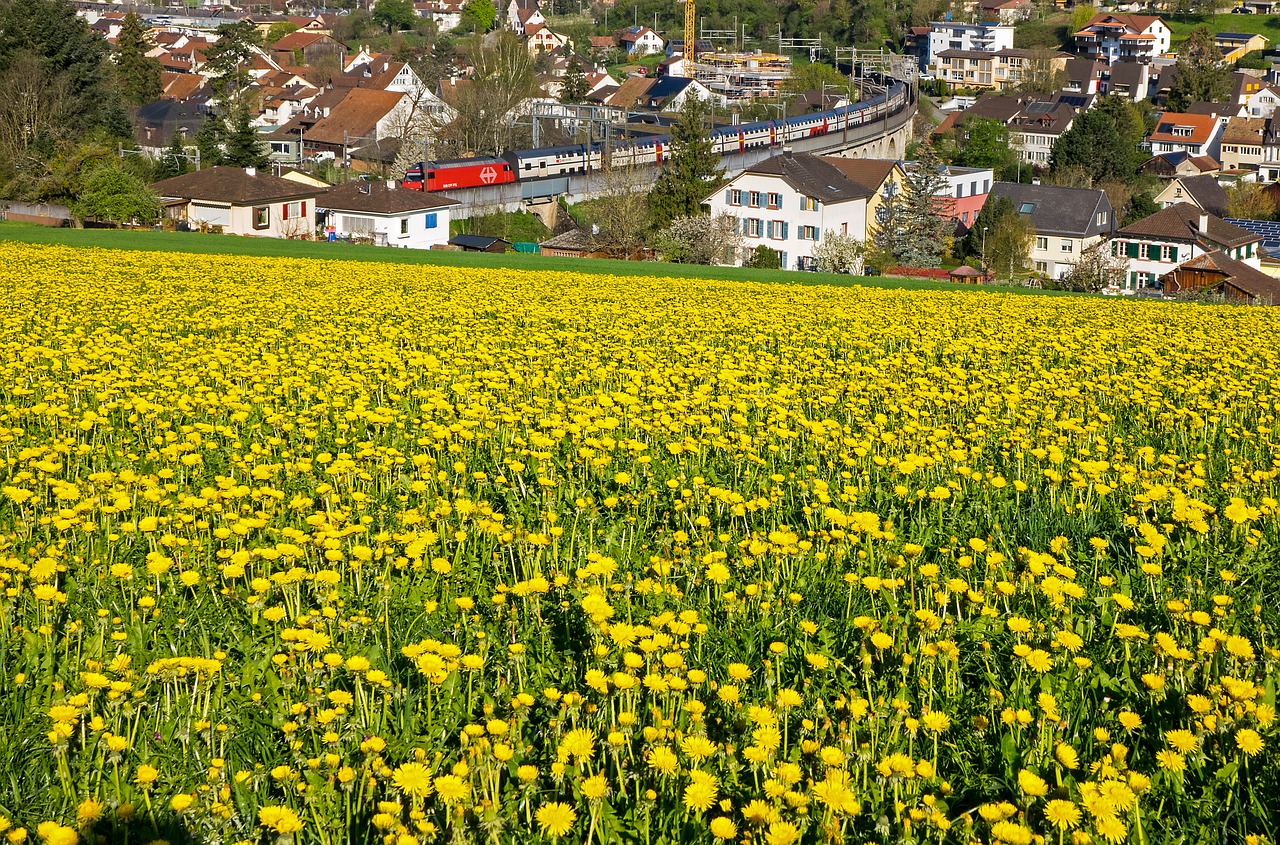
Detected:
left=222, top=104, right=268, bottom=168
left=954, top=117, right=1017, bottom=177
left=460, top=0, right=497, bottom=33
left=962, top=194, right=1014, bottom=259
left=266, top=21, right=300, bottom=43
left=73, top=162, right=160, bottom=224
left=373, top=0, right=417, bottom=33
left=1093, top=95, right=1145, bottom=177
left=157, top=134, right=193, bottom=178
left=884, top=140, right=954, bottom=267
left=193, top=110, right=225, bottom=168
left=559, top=55, right=589, bottom=104
left=1167, top=26, right=1231, bottom=112
left=204, top=21, right=261, bottom=99
left=417, top=39, right=458, bottom=88
left=113, top=11, right=163, bottom=105
left=1050, top=108, right=1128, bottom=184
left=746, top=244, right=782, bottom=269
left=647, top=94, right=726, bottom=229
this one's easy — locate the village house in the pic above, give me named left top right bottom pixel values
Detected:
left=617, top=26, right=664, bottom=56
left=935, top=48, right=1069, bottom=90
left=706, top=150, right=875, bottom=271
left=415, top=0, right=462, bottom=30
left=1218, top=116, right=1268, bottom=170
left=980, top=0, right=1032, bottom=24
left=922, top=21, right=1014, bottom=71
left=1110, top=203, right=1262, bottom=293
left=270, top=30, right=346, bottom=69
left=822, top=158, right=906, bottom=237
left=1072, top=14, right=1171, bottom=63
left=133, top=100, right=206, bottom=155
left=1148, top=112, right=1222, bottom=158
left=322, top=179, right=459, bottom=249
left=1153, top=174, right=1231, bottom=217
left=1102, top=62, right=1149, bottom=101
left=524, top=23, right=569, bottom=55
left=986, top=182, right=1115, bottom=278
left=1216, top=32, right=1269, bottom=64
left=1064, top=59, right=1107, bottom=94
left=1008, top=100, right=1076, bottom=165
left=1138, top=151, right=1221, bottom=179
left=149, top=166, right=321, bottom=238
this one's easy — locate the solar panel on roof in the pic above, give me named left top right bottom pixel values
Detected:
left=1025, top=102, right=1056, bottom=113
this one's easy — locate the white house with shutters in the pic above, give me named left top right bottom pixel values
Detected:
left=1109, top=203, right=1262, bottom=294
left=322, top=180, right=460, bottom=249
left=705, top=150, right=873, bottom=271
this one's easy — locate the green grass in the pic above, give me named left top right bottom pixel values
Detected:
left=1165, top=12, right=1280, bottom=46
left=0, top=221, right=1077, bottom=296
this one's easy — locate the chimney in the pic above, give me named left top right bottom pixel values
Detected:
left=783, top=146, right=793, bottom=157
left=1199, top=213, right=1209, bottom=234
left=245, top=166, right=256, bottom=177
left=386, top=179, right=396, bottom=190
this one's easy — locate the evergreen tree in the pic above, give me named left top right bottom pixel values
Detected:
left=417, top=40, right=458, bottom=89
left=893, top=140, right=954, bottom=267
left=113, top=11, right=163, bottom=106
left=1050, top=108, right=1127, bottom=184
left=222, top=104, right=268, bottom=168
left=1094, top=95, right=1145, bottom=178
left=193, top=109, right=225, bottom=168
left=204, top=21, right=261, bottom=99
left=1167, top=26, right=1231, bottom=112
left=559, top=55, right=589, bottom=104
left=158, top=133, right=192, bottom=178
left=962, top=195, right=1015, bottom=259
left=647, top=94, right=725, bottom=229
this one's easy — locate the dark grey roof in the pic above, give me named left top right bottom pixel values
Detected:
left=743, top=152, right=873, bottom=203
left=322, top=180, right=459, bottom=214
left=1106, top=62, right=1147, bottom=91
left=449, top=234, right=508, bottom=248
left=1176, top=174, right=1231, bottom=217
left=987, top=182, right=1114, bottom=238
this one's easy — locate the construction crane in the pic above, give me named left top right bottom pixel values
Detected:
left=683, top=0, right=696, bottom=60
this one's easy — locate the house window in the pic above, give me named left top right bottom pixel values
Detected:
left=749, top=191, right=762, bottom=207
left=1035, top=261, right=1048, bottom=272
left=767, top=192, right=782, bottom=208
left=728, top=189, right=742, bottom=205
left=426, top=213, right=438, bottom=229
left=1019, top=202, right=1036, bottom=213
left=282, top=201, right=304, bottom=220
left=1061, top=239, right=1073, bottom=253
left=955, top=184, right=964, bottom=198
left=253, top=206, right=269, bottom=230
left=1035, top=236, right=1048, bottom=250
left=1097, top=211, right=1108, bottom=225
left=400, top=217, right=409, bottom=236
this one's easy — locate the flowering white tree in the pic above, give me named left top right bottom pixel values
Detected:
left=812, top=232, right=866, bottom=274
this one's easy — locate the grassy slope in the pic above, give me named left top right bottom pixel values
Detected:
left=1164, top=12, right=1280, bottom=45
left=0, top=222, right=1076, bottom=295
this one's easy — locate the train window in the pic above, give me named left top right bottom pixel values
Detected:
left=427, top=171, right=437, bottom=178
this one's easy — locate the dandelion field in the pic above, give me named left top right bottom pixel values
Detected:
left=0, top=243, right=1276, bottom=845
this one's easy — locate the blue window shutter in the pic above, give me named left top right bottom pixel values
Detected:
left=725, top=190, right=731, bottom=204
left=742, top=218, right=748, bottom=235
left=782, top=221, right=789, bottom=239
left=767, top=220, right=774, bottom=238
left=426, top=213, right=437, bottom=229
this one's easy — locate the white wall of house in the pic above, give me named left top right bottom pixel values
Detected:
left=926, top=22, right=1014, bottom=66
left=1030, top=233, right=1103, bottom=279
left=183, top=196, right=316, bottom=238
left=1109, top=232, right=1261, bottom=292
left=329, top=207, right=453, bottom=249
left=707, top=172, right=867, bottom=270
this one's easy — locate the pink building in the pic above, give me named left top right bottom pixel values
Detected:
left=945, top=166, right=993, bottom=232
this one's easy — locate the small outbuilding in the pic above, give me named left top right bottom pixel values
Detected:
left=539, top=228, right=606, bottom=258
left=448, top=234, right=510, bottom=253
left=948, top=265, right=988, bottom=284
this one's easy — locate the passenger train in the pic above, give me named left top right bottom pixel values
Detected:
left=403, top=78, right=909, bottom=193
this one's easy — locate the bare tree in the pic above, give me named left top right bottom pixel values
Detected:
left=585, top=163, right=654, bottom=259
left=0, top=53, right=77, bottom=183
left=1062, top=239, right=1128, bottom=293
left=431, top=32, right=541, bottom=156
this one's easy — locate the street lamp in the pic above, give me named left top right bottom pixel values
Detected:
left=981, top=226, right=988, bottom=272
